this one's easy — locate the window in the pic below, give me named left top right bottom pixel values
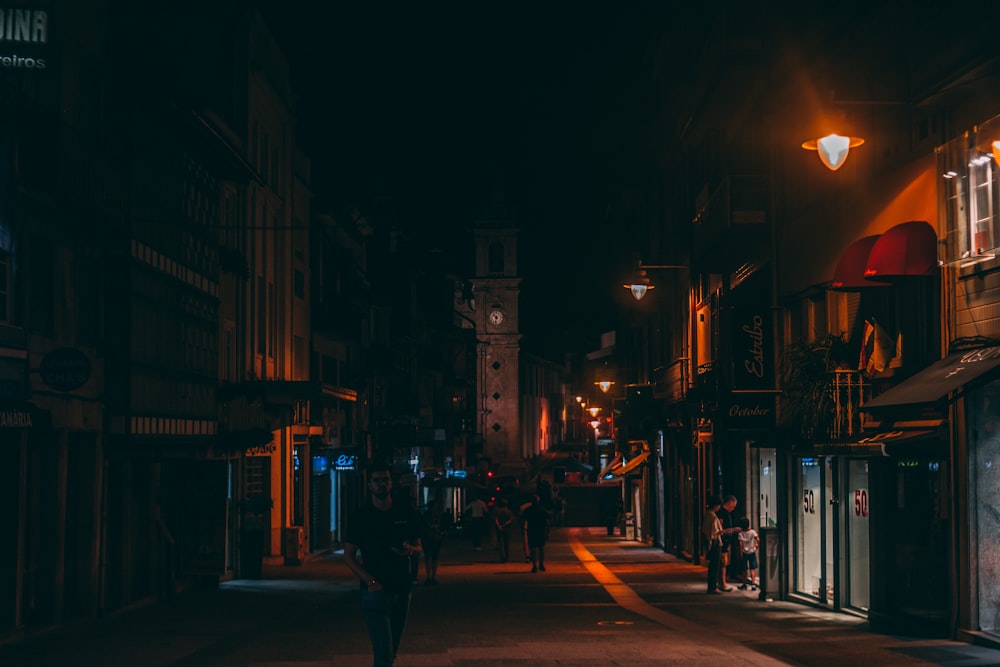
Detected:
left=938, top=118, right=1000, bottom=265
left=488, top=242, right=504, bottom=274
left=293, top=268, right=305, bottom=299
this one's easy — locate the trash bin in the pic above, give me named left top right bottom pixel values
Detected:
left=624, top=512, right=635, bottom=540
left=282, top=526, right=304, bottom=566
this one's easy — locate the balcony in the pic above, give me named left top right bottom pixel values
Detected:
left=652, top=358, right=689, bottom=404
left=691, top=175, right=769, bottom=272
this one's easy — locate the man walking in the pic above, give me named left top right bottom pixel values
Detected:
left=342, top=463, right=423, bottom=667
left=493, top=497, right=515, bottom=562
left=464, top=495, right=488, bottom=550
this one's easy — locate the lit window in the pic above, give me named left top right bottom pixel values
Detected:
left=938, top=117, right=1000, bottom=265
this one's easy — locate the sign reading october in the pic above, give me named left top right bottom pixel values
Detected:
left=0, top=8, right=47, bottom=70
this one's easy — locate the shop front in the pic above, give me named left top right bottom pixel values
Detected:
left=790, top=423, right=948, bottom=626
left=859, top=346, right=1000, bottom=636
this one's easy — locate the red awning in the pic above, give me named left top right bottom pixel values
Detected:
left=864, top=220, right=939, bottom=281
left=830, top=235, right=889, bottom=290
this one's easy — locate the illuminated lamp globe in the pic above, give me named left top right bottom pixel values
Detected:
left=801, top=133, right=865, bottom=171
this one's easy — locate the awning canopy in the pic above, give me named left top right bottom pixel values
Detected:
left=811, top=427, right=942, bottom=456
left=863, top=220, right=939, bottom=281
left=831, top=235, right=890, bottom=290
left=602, top=449, right=650, bottom=480
left=863, top=346, right=1000, bottom=410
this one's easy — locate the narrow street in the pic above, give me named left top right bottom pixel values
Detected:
left=2, top=527, right=999, bottom=667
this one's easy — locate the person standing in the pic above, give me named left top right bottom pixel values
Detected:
left=703, top=496, right=724, bottom=595
left=522, top=494, right=550, bottom=572
left=736, top=516, right=760, bottom=590
left=716, top=495, right=740, bottom=591
left=421, top=501, right=446, bottom=585
left=464, top=495, right=488, bottom=551
left=493, top=497, right=515, bottom=562
left=342, top=464, right=423, bottom=667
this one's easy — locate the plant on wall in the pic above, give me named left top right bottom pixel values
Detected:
left=778, top=333, right=852, bottom=441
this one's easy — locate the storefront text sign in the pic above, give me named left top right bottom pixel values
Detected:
left=40, top=348, right=90, bottom=392
left=0, top=8, right=47, bottom=70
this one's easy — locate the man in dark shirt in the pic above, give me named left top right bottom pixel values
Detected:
left=343, top=463, right=423, bottom=667
left=716, top=495, right=739, bottom=591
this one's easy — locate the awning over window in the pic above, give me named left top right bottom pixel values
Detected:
left=831, top=235, right=889, bottom=290
left=602, top=449, right=650, bottom=480
left=812, top=427, right=942, bottom=456
left=863, top=346, right=1000, bottom=410
left=863, top=220, right=939, bottom=281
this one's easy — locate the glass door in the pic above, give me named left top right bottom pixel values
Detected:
left=795, top=456, right=836, bottom=605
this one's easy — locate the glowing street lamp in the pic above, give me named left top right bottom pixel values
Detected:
left=595, top=380, right=615, bottom=394
left=587, top=406, right=601, bottom=417
left=623, top=261, right=688, bottom=301
left=801, top=133, right=865, bottom=171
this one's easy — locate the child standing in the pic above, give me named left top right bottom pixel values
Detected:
left=736, top=516, right=760, bottom=590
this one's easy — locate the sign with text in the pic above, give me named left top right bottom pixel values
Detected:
left=0, top=8, right=48, bottom=71
left=724, top=392, right=775, bottom=430
left=728, top=270, right=774, bottom=393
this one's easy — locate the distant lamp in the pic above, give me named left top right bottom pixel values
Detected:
left=802, top=133, right=865, bottom=171
left=588, top=419, right=601, bottom=430
left=623, top=261, right=688, bottom=301
left=595, top=380, right=615, bottom=394
left=991, top=140, right=1000, bottom=166
left=587, top=406, right=601, bottom=417
left=575, top=395, right=583, bottom=403
left=624, top=269, right=654, bottom=301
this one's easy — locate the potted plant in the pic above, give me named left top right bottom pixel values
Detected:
left=238, top=494, right=273, bottom=579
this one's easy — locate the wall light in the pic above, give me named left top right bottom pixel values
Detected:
left=801, top=133, right=865, bottom=171
left=595, top=381, right=615, bottom=394
left=623, top=261, right=688, bottom=301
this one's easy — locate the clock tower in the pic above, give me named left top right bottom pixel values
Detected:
left=472, top=221, right=522, bottom=474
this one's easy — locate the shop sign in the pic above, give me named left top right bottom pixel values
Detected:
left=334, top=453, right=358, bottom=471
left=39, top=348, right=90, bottom=391
left=0, top=8, right=48, bottom=71
left=725, top=393, right=775, bottom=429
left=0, top=402, right=33, bottom=428
left=853, top=488, right=869, bottom=517
left=729, top=271, right=775, bottom=392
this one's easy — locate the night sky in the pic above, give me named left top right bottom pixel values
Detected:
left=261, top=3, right=673, bottom=358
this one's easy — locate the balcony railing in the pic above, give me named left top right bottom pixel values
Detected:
left=826, top=370, right=871, bottom=440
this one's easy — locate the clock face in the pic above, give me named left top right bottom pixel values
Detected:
left=489, top=309, right=505, bottom=326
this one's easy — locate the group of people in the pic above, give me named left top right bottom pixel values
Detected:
left=702, top=494, right=760, bottom=595
left=343, top=464, right=763, bottom=667
left=466, top=493, right=550, bottom=571
left=342, top=465, right=553, bottom=666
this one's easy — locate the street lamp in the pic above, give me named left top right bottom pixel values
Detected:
left=801, top=133, right=865, bottom=171
left=595, top=380, right=615, bottom=394
left=623, top=260, right=688, bottom=301
left=587, top=406, right=601, bottom=417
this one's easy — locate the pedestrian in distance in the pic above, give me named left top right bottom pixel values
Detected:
left=604, top=497, right=623, bottom=536
left=736, top=516, right=760, bottom=590
left=519, top=494, right=534, bottom=561
left=421, top=501, right=447, bottom=585
left=522, top=494, right=549, bottom=572
left=703, top=495, right=724, bottom=595
left=493, top=497, right=515, bottom=563
left=342, top=463, right=424, bottom=667
left=463, top=495, right=488, bottom=551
